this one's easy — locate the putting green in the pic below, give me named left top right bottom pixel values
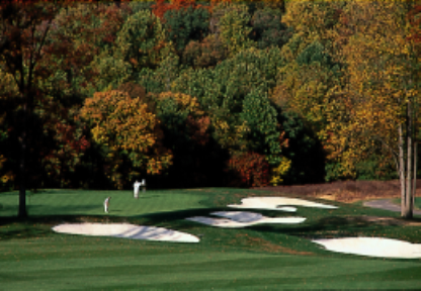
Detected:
left=0, top=189, right=211, bottom=217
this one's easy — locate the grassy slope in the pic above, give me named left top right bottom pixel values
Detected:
left=1, top=188, right=421, bottom=290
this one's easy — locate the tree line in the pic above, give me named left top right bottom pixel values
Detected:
left=0, top=0, right=420, bottom=218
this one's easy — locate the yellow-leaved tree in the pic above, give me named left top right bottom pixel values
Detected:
left=327, top=1, right=421, bottom=218
left=80, top=90, right=172, bottom=189
left=272, top=1, right=346, bottom=180
left=276, top=1, right=421, bottom=218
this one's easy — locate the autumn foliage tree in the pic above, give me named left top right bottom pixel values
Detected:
left=114, top=9, right=167, bottom=71
left=0, top=1, right=84, bottom=217
left=163, top=5, right=210, bottom=55
left=80, top=90, right=172, bottom=189
left=152, top=0, right=211, bottom=21
left=215, top=2, right=254, bottom=58
left=227, top=152, right=269, bottom=187
left=0, top=67, right=19, bottom=191
left=272, top=1, right=347, bottom=182
left=250, top=6, right=291, bottom=50
left=240, top=86, right=283, bottom=165
left=152, top=91, right=217, bottom=187
left=327, top=1, right=421, bottom=218
left=278, top=1, right=420, bottom=217
left=44, top=3, right=130, bottom=96
left=172, top=44, right=290, bottom=186
left=182, top=34, right=228, bottom=68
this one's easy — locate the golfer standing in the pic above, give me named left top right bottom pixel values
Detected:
left=133, top=180, right=141, bottom=199
left=104, top=197, right=111, bottom=213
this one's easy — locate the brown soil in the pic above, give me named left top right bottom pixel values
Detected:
left=255, top=180, right=421, bottom=203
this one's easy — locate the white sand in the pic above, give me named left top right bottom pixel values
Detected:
left=186, top=211, right=306, bottom=228
left=228, top=197, right=338, bottom=211
left=275, top=206, right=297, bottom=212
left=52, top=223, right=199, bottom=243
left=312, top=237, right=421, bottom=259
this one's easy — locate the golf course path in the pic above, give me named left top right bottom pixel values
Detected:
left=363, top=199, right=421, bottom=215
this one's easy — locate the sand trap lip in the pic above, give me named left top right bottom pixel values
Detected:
left=228, top=197, right=338, bottom=211
left=312, top=237, right=421, bottom=259
left=52, top=223, right=199, bottom=243
left=186, top=211, right=306, bottom=228
left=276, top=206, right=297, bottom=212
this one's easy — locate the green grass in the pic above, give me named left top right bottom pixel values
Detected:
left=0, top=189, right=212, bottom=217
left=1, top=188, right=421, bottom=290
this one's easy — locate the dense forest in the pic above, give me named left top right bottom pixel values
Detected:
left=0, top=0, right=420, bottom=197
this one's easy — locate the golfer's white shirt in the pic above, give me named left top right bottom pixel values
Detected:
left=133, top=181, right=141, bottom=197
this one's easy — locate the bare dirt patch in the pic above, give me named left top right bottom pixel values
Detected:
left=256, top=180, right=421, bottom=203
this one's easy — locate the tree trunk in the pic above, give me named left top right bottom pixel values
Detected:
left=18, top=92, right=27, bottom=219
left=404, top=102, right=413, bottom=218
left=398, top=123, right=407, bottom=217
left=413, top=140, right=417, bottom=210
left=412, top=98, right=418, bottom=213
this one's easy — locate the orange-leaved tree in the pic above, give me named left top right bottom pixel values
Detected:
left=227, top=152, right=269, bottom=187
left=80, top=90, right=172, bottom=189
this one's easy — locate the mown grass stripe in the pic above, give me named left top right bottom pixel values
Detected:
left=2, top=265, right=421, bottom=290
left=1, top=253, right=418, bottom=278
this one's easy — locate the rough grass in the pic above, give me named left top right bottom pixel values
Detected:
left=1, top=188, right=421, bottom=290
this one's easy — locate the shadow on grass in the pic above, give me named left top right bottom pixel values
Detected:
left=0, top=226, right=51, bottom=241
left=0, top=207, right=229, bottom=240
left=27, top=205, right=100, bottom=213
left=139, top=207, right=227, bottom=220
left=3, top=205, right=421, bottom=242
left=247, top=214, right=421, bottom=240
left=0, top=214, right=134, bottom=241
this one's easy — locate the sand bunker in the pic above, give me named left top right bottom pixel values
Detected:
left=228, top=197, right=338, bottom=211
left=186, top=211, right=306, bottom=228
left=52, top=223, right=199, bottom=243
left=275, top=206, right=297, bottom=212
left=312, top=237, right=421, bottom=259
